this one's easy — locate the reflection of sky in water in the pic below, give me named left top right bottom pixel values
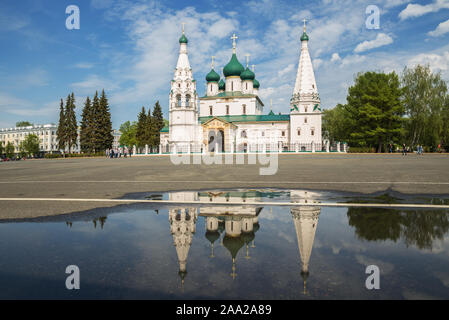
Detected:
left=0, top=190, right=448, bottom=299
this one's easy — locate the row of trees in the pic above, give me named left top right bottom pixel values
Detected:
left=79, top=90, right=113, bottom=153
left=57, top=93, right=78, bottom=153
left=119, top=101, right=165, bottom=150
left=323, top=65, right=449, bottom=152
left=0, top=134, right=38, bottom=158
left=57, top=90, right=113, bottom=154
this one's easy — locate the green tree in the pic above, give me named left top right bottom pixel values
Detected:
left=151, top=101, right=165, bottom=148
left=19, top=133, right=40, bottom=157
left=57, top=98, right=66, bottom=151
left=97, top=89, right=113, bottom=151
left=80, top=96, right=94, bottom=153
left=322, top=103, right=351, bottom=143
left=136, top=106, right=148, bottom=148
left=91, top=91, right=101, bottom=152
left=119, top=121, right=138, bottom=147
left=16, top=121, right=33, bottom=127
left=0, top=141, right=4, bottom=155
left=346, top=71, right=404, bottom=151
left=401, top=65, right=448, bottom=149
left=5, top=142, right=15, bottom=158
left=65, top=93, right=78, bottom=154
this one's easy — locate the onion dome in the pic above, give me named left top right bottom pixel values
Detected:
left=179, top=33, right=188, bottom=44
left=240, top=67, right=255, bottom=81
left=242, top=231, right=255, bottom=245
left=178, top=270, right=187, bottom=282
left=300, top=32, right=309, bottom=41
left=223, top=53, right=244, bottom=77
left=223, top=234, right=244, bottom=259
left=253, top=78, right=260, bottom=89
left=218, top=78, right=225, bottom=90
left=205, top=230, right=220, bottom=244
left=206, top=69, right=220, bottom=82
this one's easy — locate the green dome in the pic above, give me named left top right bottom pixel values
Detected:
left=253, top=78, right=260, bottom=89
left=223, top=235, right=244, bottom=259
left=300, top=32, right=309, bottom=41
left=223, top=53, right=244, bottom=77
left=240, top=67, right=255, bottom=81
left=242, top=231, right=255, bottom=244
left=179, top=34, right=188, bottom=44
left=206, top=69, right=220, bottom=82
left=205, top=230, right=220, bottom=244
left=219, top=79, right=225, bottom=90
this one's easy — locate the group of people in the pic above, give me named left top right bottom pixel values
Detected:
left=106, top=147, right=132, bottom=158
left=401, top=144, right=424, bottom=156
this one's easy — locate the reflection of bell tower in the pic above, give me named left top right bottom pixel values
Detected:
left=169, top=198, right=198, bottom=286
left=290, top=190, right=321, bottom=294
left=205, top=217, right=219, bottom=258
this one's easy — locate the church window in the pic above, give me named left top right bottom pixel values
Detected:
left=226, top=105, right=229, bottom=115
left=186, top=95, right=191, bottom=107
left=176, top=95, right=181, bottom=107
left=210, top=84, right=212, bottom=92
left=311, top=128, right=315, bottom=136
left=209, top=106, right=213, bottom=116
left=242, top=104, right=246, bottom=115
left=231, top=81, right=233, bottom=91
left=246, top=83, right=248, bottom=90
left=305, top=106, right=308, bottom=112
left=297, top=128, right=301, bottom=136
left=241, top=130, right=247, bottom=138
left=178, top=83, right=181, bottom=88
left=304, top=117, right=308, bottom=124
left=282, top=131, right=285, bottom=137
left=261, top=131, right=265, bottom=137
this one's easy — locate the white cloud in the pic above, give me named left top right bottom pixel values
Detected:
left=354, top=33, right=393, bottom=53
left=399, top=0, right=449, bottom=21
left=71, top=74, right=119, bottom=94
left=428, top=18, right=449, bottom=37
left=331, top=53, right=341, bottom=62
left=74, top=62, right=95, bottom=69
left=408, top=51, right=449, bottom=71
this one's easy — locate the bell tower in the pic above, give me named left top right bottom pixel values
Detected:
left=290, top=20, right=322, bottom=150
left=169, top=24, right=199, bottom=151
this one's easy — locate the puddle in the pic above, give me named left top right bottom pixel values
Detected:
left=0, top=189, right=448, bottom=299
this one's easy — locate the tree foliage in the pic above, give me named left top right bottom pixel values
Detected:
left=19, top=133, right=40, bottom=157
left=119, top=121, right=137, bottom=147
left=16, top=121, right=33, bottom=127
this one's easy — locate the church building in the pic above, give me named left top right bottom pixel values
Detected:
left=160, top=22, right=322, bottom=153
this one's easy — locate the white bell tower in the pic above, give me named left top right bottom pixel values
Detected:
left=290, top=20, right=322, bottom=150
left=169, top=24, right=199, bottom=151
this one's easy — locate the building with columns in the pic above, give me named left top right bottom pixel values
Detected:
left=160, top=22, right=323, bottom=153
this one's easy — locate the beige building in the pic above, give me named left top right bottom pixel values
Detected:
left=0, top=124, right=80, bottom=154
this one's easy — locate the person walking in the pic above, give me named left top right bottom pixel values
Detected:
left=402, top=143, right=407, bottom=156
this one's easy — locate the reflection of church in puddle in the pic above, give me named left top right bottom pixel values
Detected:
left=168, top=190, right=321, bottom=293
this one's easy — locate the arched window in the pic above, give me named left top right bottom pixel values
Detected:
left=226, top=105, right=229, bottom=115
left=186, top=94, right=191, bottom=107
left=311, top=128, right=315, bottom=136
left=304, top=117, right=308, bottom=124
left=246, top=83, right=248, bottom=90
left=241, top=130, right=247, bottom=138
left=297, top=128, right=301, bottom=136
left=209, top=106, right=213, bottom=116
left=176, top=95, right=181, bottom=107
left=305, top=106, right=308, bottom=112
left=242, top=104, right=246, bottom=115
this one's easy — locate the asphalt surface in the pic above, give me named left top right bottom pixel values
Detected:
left=1, top=153, right=448, bottom=219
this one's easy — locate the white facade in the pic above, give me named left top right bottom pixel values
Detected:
left=161, top=26, right=323, bottom=153
left=0, top=124, right=80, bottom=154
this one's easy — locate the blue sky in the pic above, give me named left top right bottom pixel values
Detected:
left=1, top=0, right=448, bottom=129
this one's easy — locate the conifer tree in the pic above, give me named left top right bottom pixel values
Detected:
left=80, top=96, right=94, bottom=153
left=65, top=93, right=78, bottom=154
left=91, top=91, right=101, bottom=152
left=151, top=101, right=164, bottom=148
left=146, top=107, right=154, bottom=149
left=57, top=98, right=66, bottom=151
left=136, top=106, right=147, bottom=148
left=98, top=89, right=113, bottom=151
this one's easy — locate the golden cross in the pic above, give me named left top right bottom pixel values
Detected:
left=181, top=22, right=186, bottom=34
left=211, top=56, right=215, bottom=69
left=231, top=33, right=238, bottom=52
left=245, top=54, right=250, bottom=67
left=303, top=18, right=307, bottom=32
